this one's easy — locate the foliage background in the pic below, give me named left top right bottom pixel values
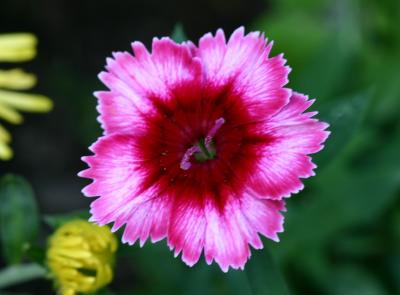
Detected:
left=0, top=0, right=399, bottom=294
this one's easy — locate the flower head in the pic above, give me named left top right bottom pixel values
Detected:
left=0, top=33, right=53, bottom=160
left=79, top=27, right=329, bottom=271
left=47, top=220, right=117, bottom=295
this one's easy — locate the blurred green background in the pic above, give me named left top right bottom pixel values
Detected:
left=1, top=0, right=400, bottom=294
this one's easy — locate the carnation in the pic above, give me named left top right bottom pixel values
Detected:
left=79, top=27, right=329, bottom=272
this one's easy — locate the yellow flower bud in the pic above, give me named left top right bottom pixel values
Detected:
left=47, top=220, right=118, bottom=295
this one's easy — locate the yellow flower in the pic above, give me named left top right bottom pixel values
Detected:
left=47, top=220, right=118, bottom=295
left=0, top=33, right=53, bottom=160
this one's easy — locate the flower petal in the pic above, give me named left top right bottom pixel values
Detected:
left=79, top=134, right=172, bottom=244
left=0, top=69, right=36, bottom=90
left=0, top=33, right=37, bottom=62
left=95, top=91, right=146, bottom=135
left=198, top=27, right=291, bottom=118
left=0, top=124, right=11, bottom=143
left=204, top=195, right=284, bottom=272
left=167, top=197, right=206, bottom=266
left=0, top=139, right=13, bottom=160
left=248, top=92, right=330, bottom=199
left=121, top=191, right=172, bottom=246
left=167, top=192, right=284, bottom=272
left=98, top=38, right=202, bottom=135
left=0, top=89, right=52, bottom=112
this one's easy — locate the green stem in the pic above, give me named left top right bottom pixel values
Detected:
left=0, top=263, right=47, bottom=289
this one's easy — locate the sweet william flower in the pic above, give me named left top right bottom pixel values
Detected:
left=79, top=27, right=329, bottom=271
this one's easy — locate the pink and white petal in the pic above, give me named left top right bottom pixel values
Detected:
left=79, top=135, right=139, bottom=196
left=101, top=39, right=201, bottom=102
left=198, top=27, right=291, bottom=118
left=150, top=37, right=202, bottom=90
left=98, top=68, right=155, bottom=115
left=79, top=135, right=142, bottom=219
left=241, top=193, right=285, bottom=242
left=97, top=39, right=202, bottom=134
left=121, top=191, right=172, bottom=246
left=79, top=134, right=171, bottom=244
left=267, top=92, right=330, bottom=156
left=202, top=193, right=285, bottom=272
left=167, top=193, right=263, bottom=272
left=114, top=43, right=168, bottom=99
left=248, top=153, right=316, bottom=199
left=95, top=91, right=147, bottom=135
left=204, top=208, right=251, bottom=272
left=249, top=92, right=330, bottom=199
left=167, top=198, right=206, bottom=267
left=197, top=29, right=227, bottom=79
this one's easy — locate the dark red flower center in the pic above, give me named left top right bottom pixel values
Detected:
left=135, top=83, right=273, bottom=208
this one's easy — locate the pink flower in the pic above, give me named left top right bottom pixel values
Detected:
left=79, top=27, right=329, bottom=272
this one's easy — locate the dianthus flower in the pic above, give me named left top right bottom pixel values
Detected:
left=47, top=220, right=117, bottom=295
left=79, top=27, right=329, bottom=271
left=0, top=33, right=52, bottom=160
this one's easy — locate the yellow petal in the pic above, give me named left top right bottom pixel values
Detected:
left=53, top=248, right=92, bottom=259
left=0, top=140, right=13, bottom=160
left=57, top=236, right=85, bottom=247
left=0, top=33, right=37, bottom=62
left=0, top=125, right=11, bottom=143
left=0, top=69, right=37, bottom=90
left=47, top=220, right=117, bottom=295
left=61, top=287, right=76, bottom=295
left=0, top=101, right=23, bottom=124
left=48, top=255, right=83, bottom=268
left=0, top=90, right=53, bottom=113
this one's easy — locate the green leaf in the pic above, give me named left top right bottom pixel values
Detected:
left=253, top=12, right=330, bottom=71
left=289, top=0, right=362, bottom=99
left=292, top=42, right=355, bottom=99
left=329, top=265, right=387, bottom=295
left=0, top=174, right=40, bottom=264
left=314, top=90, right=373, bottom=169
left=246, top=248, right=290, bottom=295
left=333, top=232, right=382, bottom=258
left=279, top=132, right=400, bottom=259
left=369, top=60, right=400, bottom=124
left=388, top=255, right=400, bottom=294
left=180, top=263, right=217, bottom=295
left=43, top=209, right=90, bottom=229
left=171, top=23, right=187, bottom=43
left=224, top=270, right=253, bottom=295
left=0, top=263, right=47, bottom=290
left=23, top=245, right=46, bottom=266
left=119, top=241, right=186, bottom=295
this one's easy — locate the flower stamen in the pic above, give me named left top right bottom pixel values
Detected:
left=180, top=145, right=200, bottom=170
left=180, top=117, right=225, bottom=170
